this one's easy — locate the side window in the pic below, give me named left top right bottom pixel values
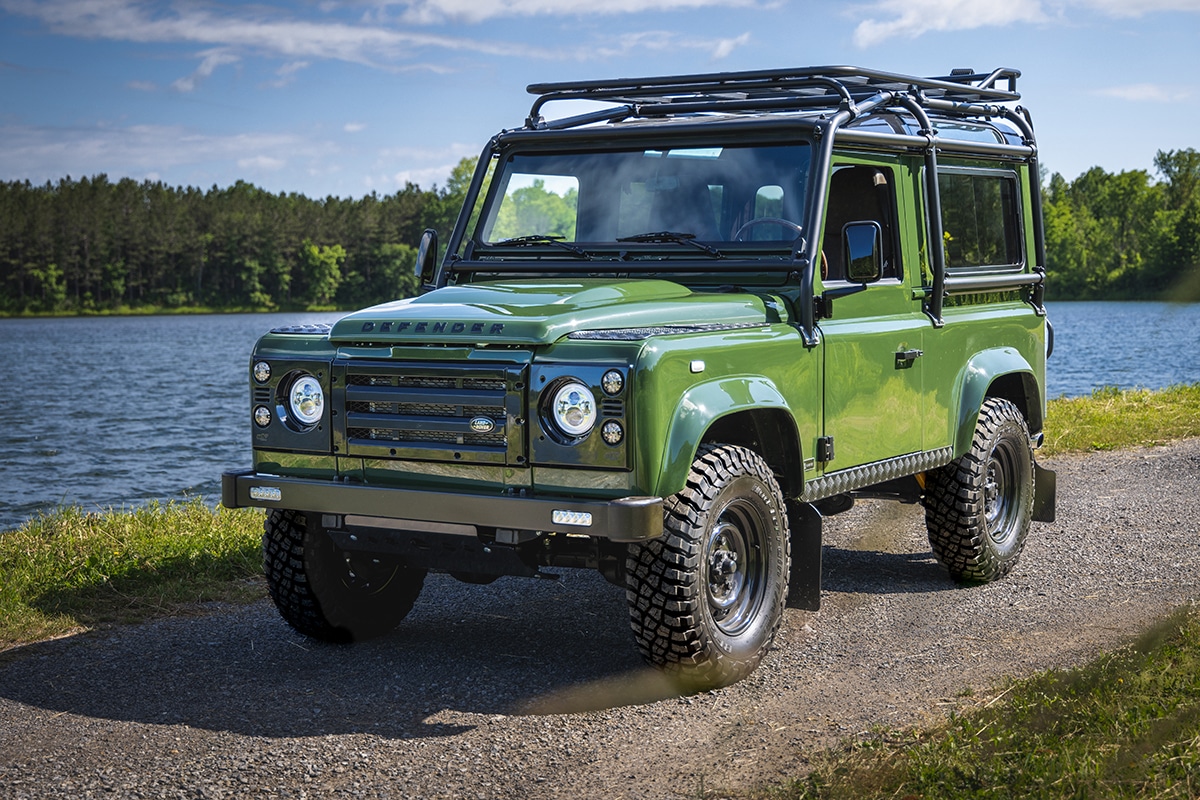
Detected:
left=821, top=165, right=900, bottom=281
left=938, top=170, right=1022, bottom=271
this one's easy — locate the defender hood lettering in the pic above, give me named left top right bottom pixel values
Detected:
left=329, top=280, right=778, bottom=345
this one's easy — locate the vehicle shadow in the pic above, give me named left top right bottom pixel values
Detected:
left=816, top=499, right=960, bottom=596
left=0, top=571, right=679, bottom=741
left=0, top=534, right=961, bottom=740
left=821, top=545, right=958, bottom=595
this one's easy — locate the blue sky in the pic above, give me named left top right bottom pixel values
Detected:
left=2, top=0, right=1198, bottom=199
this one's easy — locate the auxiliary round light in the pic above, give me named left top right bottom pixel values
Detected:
left=601, top=420, right=624, bottom=446
left=253, top=361, right=271, bottom=384
left=253, top=405, right=273, bottom=428
left=601, top=370, right=624, bottom=396
left=288, top=375, right=325, bottom=426
left=551, top=381, right=596, bottom=438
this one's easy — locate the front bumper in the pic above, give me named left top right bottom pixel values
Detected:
left=221, top=469, right=663, bottom=542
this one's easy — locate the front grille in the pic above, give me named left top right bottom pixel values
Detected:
left=336, top=360, right=525, bottom=465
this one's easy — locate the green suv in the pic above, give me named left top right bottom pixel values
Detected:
left=223, top=66, right=1056, bottom=689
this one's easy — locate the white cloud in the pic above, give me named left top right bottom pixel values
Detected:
left=1093, top=83, right=1192, bottom=102
left=852, top=0, right=1048, bottom=47
left=589, top=30, right=753, bottom=61
left=0, top=0, right=553, bottom=70
left=711, top=32, right=751, bottom=59
left=263, top=60, right=311, bottom=88
left=389, top=163, right=460, bottom=188
left=170, top=49, right=239, bottom=93
left=344, top=122, right=367, bottom=132
left=1076, top=0, right=1200, bottom=15
left=370, top=141, right=480, bottom=190
left=393, top=0, right=760, bottom=24
left=238, top=155, right=287, bottom=170
left=0, top=121, right=329, bottom=185
left=850, top=0, right=1200, bottom=46
left=0, top=0, right=761, bottom=77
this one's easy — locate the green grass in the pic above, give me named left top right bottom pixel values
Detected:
left=1043, top=383, right=1200, bottom=456
left=762, top=606, right=1200, bottom=800
left=0, top=499, right=265, bottom=650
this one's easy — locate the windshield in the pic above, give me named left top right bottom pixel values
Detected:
left=474, top=143, right=811, bottom=249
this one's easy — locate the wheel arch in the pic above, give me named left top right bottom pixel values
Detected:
left=954, top=348, right=1044, bottom=456
left=653, top=377, right=804, bottom=499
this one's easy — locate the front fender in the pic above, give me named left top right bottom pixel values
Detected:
left=653, top=376, right=794, bottom=498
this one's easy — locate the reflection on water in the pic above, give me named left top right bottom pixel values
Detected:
left=1, top=302, right=1196, bottom=530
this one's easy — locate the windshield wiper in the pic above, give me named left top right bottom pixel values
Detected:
left=616, top=231, right=724, bottom=258
left=495, top=234, right=591, bottom=260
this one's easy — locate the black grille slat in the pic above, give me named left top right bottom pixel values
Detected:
left=345, top=411, right=499, bottom=434
left=348, top=427, right=507, bottom=447
left=346, top=401, right=503, bottom=418
left=346, top=384, right=501, bottom=407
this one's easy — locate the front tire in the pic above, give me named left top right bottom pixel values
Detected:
left=626, top=445, right=790, bottom=690
left=262, top=509, right=426, bottom=642
left=924, top=398, right=1035, bottom=583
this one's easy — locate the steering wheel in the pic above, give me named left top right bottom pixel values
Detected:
left=733, top=217, right=803, bottom=242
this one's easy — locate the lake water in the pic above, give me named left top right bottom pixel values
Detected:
left=1, top=301, right=1197, bottom=531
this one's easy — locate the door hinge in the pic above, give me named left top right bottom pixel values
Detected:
left=816, top=436, right=835, bottom=463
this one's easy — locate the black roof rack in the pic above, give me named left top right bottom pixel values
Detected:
left=525, top=65, right=1021, bottom=129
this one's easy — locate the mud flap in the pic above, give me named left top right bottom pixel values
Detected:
left=1033, top=462, right=1056, bottom=523
left=786, top=501, right=822, bottom=610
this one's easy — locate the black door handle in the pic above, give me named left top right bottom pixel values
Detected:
left=895, top=349, right=923, bottom=368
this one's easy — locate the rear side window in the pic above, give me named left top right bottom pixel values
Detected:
left=938, top=170, right=1023, bottom=272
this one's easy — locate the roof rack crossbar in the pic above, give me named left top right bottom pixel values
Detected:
left=527, top=75, right=857, bottom=127
left=525, top=65, right=1021, bottom=130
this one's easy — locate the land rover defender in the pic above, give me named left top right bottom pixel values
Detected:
left=223, top=66, right=1056, bottom=689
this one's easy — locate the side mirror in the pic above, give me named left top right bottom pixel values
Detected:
left=415, top=228, right=439, bottom=289
left=844, top=221, right=882, bottom=284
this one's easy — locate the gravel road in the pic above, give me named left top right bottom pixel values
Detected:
left=2, top=440, right=1198, bottom=799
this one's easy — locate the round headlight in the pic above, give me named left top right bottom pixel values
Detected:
left=288, top=375, right=324, bottom=426
left=601, top=420, right=624, bottom=445
left=551, top=381, right=596, bottom=438
left=253, top=361, right=271, bottom=384
left=254, top=405, right=273, bottom=428
left=601, top=370, right=624, bottom=396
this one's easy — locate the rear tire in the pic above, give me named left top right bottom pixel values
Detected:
left=924, top=398, right=1035, bottom=583
left=626, top=444, right=790, bottom=690
left=262, top=509, right=426, bottom=642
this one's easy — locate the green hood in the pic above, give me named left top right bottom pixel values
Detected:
left=329, top=279, right=778, bottom=345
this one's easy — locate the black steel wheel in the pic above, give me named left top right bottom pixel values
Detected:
left=262, top=509, right=426, bottom=642
left=626, top=444, right=790, bottom=690
left=924, top=397, right=1035, bottom=583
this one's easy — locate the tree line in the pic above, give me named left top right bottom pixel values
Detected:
left=1, top=150, right=1198, bottom=315
left=0, top=160, right=473, bottom=315
left=1044, top=148, right=1200, bottom=302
